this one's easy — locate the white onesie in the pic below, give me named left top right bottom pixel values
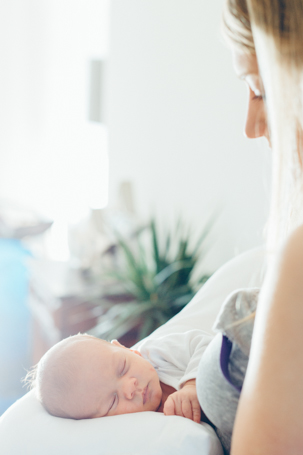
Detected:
left=137, top=329, right=213, bottom=390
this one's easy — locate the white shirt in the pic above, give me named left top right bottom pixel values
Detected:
left=137, top=329, right=213, bottom=390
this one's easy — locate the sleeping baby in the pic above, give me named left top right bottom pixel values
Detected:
left=28, top=288, right=258, bottom=455
left=31, top=329, right=213, bottom=423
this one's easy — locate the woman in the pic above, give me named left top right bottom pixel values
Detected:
left=198, top=1, right=303, bottom=454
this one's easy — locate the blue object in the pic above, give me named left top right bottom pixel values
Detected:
left=0, top=239, right=31, bottom=415
left=220, top=335, right=242, bottom=393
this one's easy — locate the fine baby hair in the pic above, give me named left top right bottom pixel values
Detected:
left=24, top=334, right=108, bottom=419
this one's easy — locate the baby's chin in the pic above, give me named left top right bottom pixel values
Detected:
left=148, top=382, right=163, bottom=412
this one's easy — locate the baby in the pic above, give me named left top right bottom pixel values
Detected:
left=31, top=333, right=206, bottom=423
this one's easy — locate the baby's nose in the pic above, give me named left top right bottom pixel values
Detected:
left=124, top=378, right=140, bottom=400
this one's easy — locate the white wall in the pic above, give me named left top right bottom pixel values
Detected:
left=0, top=0, right=109, bottom=222
left=107, top=0, right=271, bottom=272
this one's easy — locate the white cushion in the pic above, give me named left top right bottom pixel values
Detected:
left=0, top=247, right=265, bottom=455
left=0, top=390, right=222, bottom=455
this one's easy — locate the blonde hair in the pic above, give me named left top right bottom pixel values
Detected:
left=222, top=0, right=255, bottom=54
left=223, top=0, right=303, bottom=255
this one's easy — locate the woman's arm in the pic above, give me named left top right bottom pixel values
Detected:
left=232, top=225, right=303, bottom=455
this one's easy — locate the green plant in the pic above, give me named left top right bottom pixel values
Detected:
left=89, top=216, right=215, bottom=343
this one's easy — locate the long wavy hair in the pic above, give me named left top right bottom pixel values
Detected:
left=222, top=0, right=255, bottom=54
left=223, top=0, right=303, bottom=256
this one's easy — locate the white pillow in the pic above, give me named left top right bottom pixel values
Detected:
left=0, top=247, right=265, bottom=455
left=0, top=390, right=222, bottom=455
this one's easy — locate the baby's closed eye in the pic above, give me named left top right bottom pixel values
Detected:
left=120, top=359, right=127, bottom=376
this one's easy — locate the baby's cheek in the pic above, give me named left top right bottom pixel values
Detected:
left=123, top=401, right=143, bottom=415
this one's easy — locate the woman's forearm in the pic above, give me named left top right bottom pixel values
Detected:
left=231, top=225, right=303, bottom=455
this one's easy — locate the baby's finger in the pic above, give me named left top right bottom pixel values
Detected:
left=192, top=400, right=201, bottom=423
left=174, top=396, right=184, bottom=417
left=163, top=396, right=176, bottom=416
left=181, top=399, right=193, bottom=420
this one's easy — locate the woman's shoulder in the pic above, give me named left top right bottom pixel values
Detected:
left=271, top=224, right=303, bottom=287
left=279, top=224, right=303, bottom=264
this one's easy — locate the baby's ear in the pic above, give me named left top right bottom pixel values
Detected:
left=129, top=349, right=142, bottom=357
left=111, top=339, right=127, bottom=349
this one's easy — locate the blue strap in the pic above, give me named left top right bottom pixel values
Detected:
left=220, top=335, right=242, bottom=393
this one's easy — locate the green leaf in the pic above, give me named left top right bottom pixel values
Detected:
left=164, top=232, right=171, bottom=258
left=198, top=274, right=211, bottom=285
left=177, top=239, right=188, bottom=260
left=172, top=293, right=195, bottom=307
left=154, top=260, right=193, bottom=286
left=115, top=234, right=150, bottom=300
left=151, top=218, right=161, bottom=274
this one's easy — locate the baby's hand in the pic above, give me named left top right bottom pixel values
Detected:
left=163, top=379, right=201, bottom=423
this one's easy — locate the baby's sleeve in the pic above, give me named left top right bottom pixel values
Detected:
left=179, top=330, right=213, bottom=387
left=138, top=330, right=213, bottom=390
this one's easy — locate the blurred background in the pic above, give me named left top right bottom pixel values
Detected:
left=0, top=0, right=270, bottom=415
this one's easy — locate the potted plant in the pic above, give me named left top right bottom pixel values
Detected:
left=89, top=216, right=215, bottom=344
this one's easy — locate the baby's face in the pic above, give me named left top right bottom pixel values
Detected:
left=69, top=337, right=162, bottom=418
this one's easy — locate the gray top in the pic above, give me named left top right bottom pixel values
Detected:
left=196, top=288, right=259, bottom=455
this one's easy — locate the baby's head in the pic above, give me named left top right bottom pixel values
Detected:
left=32, top=334, right=162, bottom=419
